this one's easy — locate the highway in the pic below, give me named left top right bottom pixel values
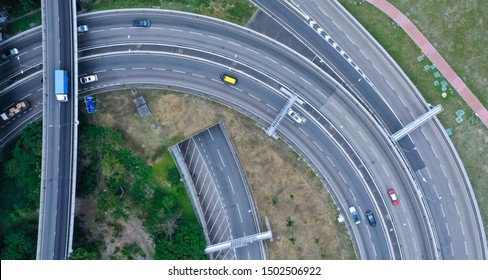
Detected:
left=79, top=51, right=393, bottom=258
left=75, top=9, right=431, bottom=259
left=178, top=124, right=264, bottom=259
left=0, top=9, right=438, bottom=260
left=0, top=8, right=484, bottom=259
left=36, top=0, right=76, bottom=260
left=252, top=0, right=485, bottom=259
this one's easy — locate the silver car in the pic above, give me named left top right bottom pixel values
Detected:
left=80, top=74, right=98, bottom=84
left=287, top=108, right=305, bottom=124
left=77, top=25, right=89, bottom=33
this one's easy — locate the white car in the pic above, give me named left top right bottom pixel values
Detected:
left=80, top=74, right=98, bottom=84
left=288, top=108, right=305, bottom=124
left=77, top=25, right=88, bottom=33
left=349, top=206, right=360, bottom=224
left=1, top=48, right=19, bottom=59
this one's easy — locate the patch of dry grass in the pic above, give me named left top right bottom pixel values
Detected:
left=84, top=88, right=354, bottom=259
left=76, top=198, right=154, bottom=259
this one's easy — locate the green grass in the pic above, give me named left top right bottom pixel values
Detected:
left=89, top=0, right=257, bottom=25
left=152, top=152, right=196, bottom=223
left=338, top=0, right=488, bottom=235
left=6, top=11, right=41, bottom=35
left=4, top=1, right=256, bottom=36
left=387, top=0, right=488, bottom=109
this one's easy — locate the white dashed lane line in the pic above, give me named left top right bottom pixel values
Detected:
left=248, top=93, right=261, bottom=101
left=266, top=103, right=278, bottom=112
left=299, top=127, right=309, bottom=137
left=191, top=73, right=205, bottom=78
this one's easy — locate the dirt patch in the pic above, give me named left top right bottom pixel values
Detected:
left=83, top=89, right=354, bottom=259
left=76, top=197, right=154, bottom=259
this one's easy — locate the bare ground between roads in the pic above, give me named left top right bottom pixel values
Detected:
left=77, top=89, right=354, bottom=259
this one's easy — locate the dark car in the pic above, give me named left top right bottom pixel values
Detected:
left=365, top=210, right=376, bottom=227
left=133, top=19, right=151, bottom=27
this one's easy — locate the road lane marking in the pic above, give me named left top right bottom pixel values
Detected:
left=169, top=28, right=182, bottom=32
left=299, top=76, right=312, bottom=85
left=447, top=182, right=454, bottom=197
left=312, top=140, right=324, bottom=152
left=209, top=35, right=222, bottom=40
left=93, top=70, right=107, bottom=74
left=248, top=93, right=261, bottom=101
left=246, top=48, right=259, bottom=54
left=109, top=27, right=123, bottom=30
left=349, top=188, right=357, bottom=201
left=227, top=176, right=236, bottom=195
left=207, top=129, right=214, bottom=141
left=172, top=70, right=185, bottom=74
left=298, top=127, right=309, bottom=137
left=358, top=130, right=367, bottom=143
left=344, top=114, right=355, bottom=127
left=407, top=218, right=413, bottom=233
left=189, top=31, right=202, bottom=36
left=326, top=155, right=336, bottom=167
left=433, top=184, right=441, bottom=199
left=112, top=68, right=126, bottom=71
left=236, top=204, right=244, bottom=223
left=228, top=41, right=241, bottom=47
left=23, top=93, right=32, bottom=98
left=211, top=78, right=224, bottom=84
left=282, top=65, right=295, bottom=74
left=217, top=149, right=225, bottom=168
left=191, top=73, right=205, bottom=78
left=266, top=103, right=278, bottom=112
left=230, top=85, right=243, bottom=92
left=381, top=164, right=391, bottom=178
left=152, top=67, right=166, bottom=71
left=265, top=56, right=277, bottom=63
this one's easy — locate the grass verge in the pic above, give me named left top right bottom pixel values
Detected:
left=5, top=11, right=41, bottom=36
left=86, top=0, right=257, bottom=25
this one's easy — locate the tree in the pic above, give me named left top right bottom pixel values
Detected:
left=154, top=222, right=206, bottom=260
left=166, top=166, right=181, bottom=186
left=78, top=0, right=96, bottom=10
left=69, top=248, right=98, bottom=260
left=101, top=153, right=123, bottom=181
left=1, top=232, right=35, bottom=260
left=152, top=210, right=182, bottom=240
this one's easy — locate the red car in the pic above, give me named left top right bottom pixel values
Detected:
left=388, top=189, right=399, bottom=205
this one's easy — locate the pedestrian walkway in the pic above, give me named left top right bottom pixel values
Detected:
left=367, top=0, right=488, bottom=128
